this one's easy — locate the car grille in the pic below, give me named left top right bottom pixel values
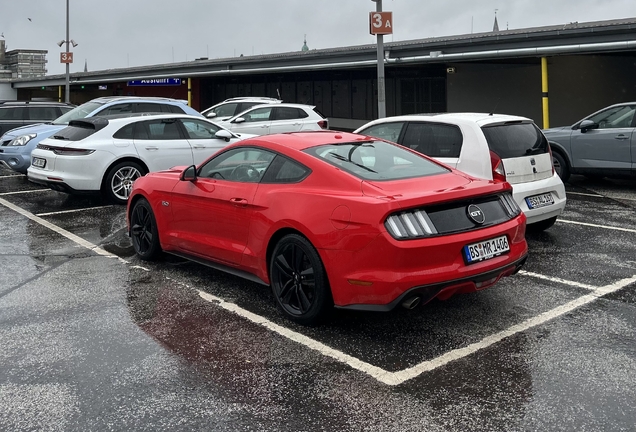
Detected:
left=385, top=192, right=520, bottom=239
left=1, top=140, right=11, bottom=146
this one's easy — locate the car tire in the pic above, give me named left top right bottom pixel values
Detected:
left=102, top=161, right=146, bottom=205
left=527, top=216, right=557, bottom=232
left=552, top=151, right=570, bottom=182
left=270, top=234, right=332, bottom=325
left=130, top=198, right=162, bottom=261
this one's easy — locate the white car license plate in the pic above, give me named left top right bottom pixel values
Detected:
left=32, top=157, right=46, bottom=169
left=463, top=235, right=510, bottom=264
left=525, top=192, right=554, bottom=209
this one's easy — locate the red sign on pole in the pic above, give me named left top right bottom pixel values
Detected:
left=60, top=52, right=74, bottom=64
left=369, top=11, right=393, bottom=35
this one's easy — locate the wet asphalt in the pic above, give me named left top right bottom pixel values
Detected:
left=0, top=165, right=635, bottom=431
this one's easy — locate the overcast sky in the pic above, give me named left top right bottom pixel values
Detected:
left=2, top=0, right=635, bottom=76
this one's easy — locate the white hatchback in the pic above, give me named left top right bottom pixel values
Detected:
left=221, top=103, right=328, bottom=136
left=355, top=113, right=566, bottom=231
left=27, top=114, right=254, bottom=204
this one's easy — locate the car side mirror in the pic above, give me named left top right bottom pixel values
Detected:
left=233, top=117, right=245, bottom=124
left=215, top=129, right=232, bottom=141
left=578, top=119, right=598, bottom=133
left=181, top=165, right=197, bottom=182
left=206, top=112, right=217, bottom=118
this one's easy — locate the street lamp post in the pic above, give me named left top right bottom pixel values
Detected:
left=374, top=0, right=386, bottom=119
left=57, top=0, right=77, bottom=103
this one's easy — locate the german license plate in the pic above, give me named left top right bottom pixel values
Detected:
left=463, top=235, right=510, bottom=264
left=525, top=192, right=554, bottom=209
left=32, top=157, right=46, bottom=168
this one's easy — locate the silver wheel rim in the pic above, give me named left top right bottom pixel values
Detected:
left=111, top=166, right=141, bottom=200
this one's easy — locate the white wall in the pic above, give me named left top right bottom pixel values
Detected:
left=0, top=82, right=17, bottom=100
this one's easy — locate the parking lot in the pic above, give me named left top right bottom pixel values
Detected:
left=1, top=163, right=635, bottom=431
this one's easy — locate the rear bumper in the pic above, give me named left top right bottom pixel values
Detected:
left=511, top=172, right=566, bottom=225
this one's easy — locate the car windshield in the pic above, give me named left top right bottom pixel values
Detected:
left=481, top=122, right=548, bottom=158
left=52, top=101, right=105, bottom=125
left=305, top=140, right=449, bottom=181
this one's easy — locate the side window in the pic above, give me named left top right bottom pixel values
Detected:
left=98, top=103, right=133, bottom=117
left=166, top=104, right=185, bottom=114
left=238, top=102, right=262, bottom=113
left=402, top=122, right=462, bottom=158
left=240, top=107, right=272, bottom=123
left=274, top=107, right=304, bottom=120
left=199, top=147, right=276, bottom=182
left=58, top=107, right=74, bottom=116
left=113, top=123, right=135, bottom=139
left=262, top=155, right=310, bottom=183
left=0, top=107, right=24, bottom=120
left=213, top=103, right=240, bottom=118
left=134, top=103, right=164, bottom=114
left=588, top=105, right=636, bottom=129
left=180, top=119, right=220, bottom=139
left=27, top=106, right=59, bottom=120
left=137, top=119, right=182, bottom=140
left=359, top=122, right=405, bottom=143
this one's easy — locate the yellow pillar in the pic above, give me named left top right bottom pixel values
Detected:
left=59, top=85, right=62, bottom=103
left=541, top=57, right=550, bottom=129
left=187, top=78, right=192, bottom=107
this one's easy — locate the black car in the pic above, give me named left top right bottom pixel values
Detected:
left=0, top=100, right=74, bottom=135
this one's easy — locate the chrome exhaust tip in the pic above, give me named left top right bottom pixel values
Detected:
left=401, top=296, right=421, bottom=310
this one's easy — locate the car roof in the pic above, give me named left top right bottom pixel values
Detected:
left=241, top=102, right=316, bottom=111
left=359, top=112, right=533, bottom=128
left=89, top=96, right=189, bottom=105
left=79, top=113, right=210, bottom=126
left=0, top=100, right=73, bottom=106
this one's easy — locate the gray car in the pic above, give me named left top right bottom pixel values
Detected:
left=543, top=102, right=636, bottom=182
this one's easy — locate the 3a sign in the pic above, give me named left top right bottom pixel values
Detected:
left=60, top=52, right=73, bottom=64
left=369, top=11, right=393, bottom=35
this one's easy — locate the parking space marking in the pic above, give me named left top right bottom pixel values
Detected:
left=518, top=270, right=597, bottom=290
left=0, top=197, right=128, bottom=264
left=566, top=191, right=603, bottom=198
left=0, top=189, right=50, bottom=196
left=3, top=194, right=635, bottom=387
left=36, top=205, right=115, bottom=217
left=557, top=219, right=636, bottom=233
left=0, top=174, right=25, bottom=179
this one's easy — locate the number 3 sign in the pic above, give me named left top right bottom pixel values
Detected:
left=60, top=52, right=74, bottom=64
left=369, top=11, right=393, bottom=35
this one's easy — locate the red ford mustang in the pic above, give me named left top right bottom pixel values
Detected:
left=127, top=131, right=527, bottom=325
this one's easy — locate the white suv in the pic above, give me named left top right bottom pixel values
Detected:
left=355, top=113, right=566, bottom=231
left=222, top=103, right=328, bottom=136
left=201, top=97, right=281, bottom=121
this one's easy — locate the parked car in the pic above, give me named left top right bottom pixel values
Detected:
left=201, top=96, right=282, bottom=121
left=0, top=96, right=201, bottom=174
left=0, top=100, right=74, bottom=136
left=27, top=114, right=253, bottom=204
left=543, top=102, right=636, bottom=182
left=355, top=113, right=566, bottom=232
left=127, top=131, right=528, bottom=325
left=221, top=103, right=328, bottom=135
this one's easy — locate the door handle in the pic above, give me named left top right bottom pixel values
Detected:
left=145, top=146, right=158, bottom=150
left=230, top=197, right=248, bottom=207
left=614, top=134, right=629, bottom=140
left=261, top=125, right=268, bottom=128
left=192, top=144, right=205, bottom=149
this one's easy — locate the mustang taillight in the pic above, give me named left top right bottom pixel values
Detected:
left=490, top=150, right=506, bottom=182
left=499, top=192, right=521, bottom=218
left=385, top=210, right=438, bottom=239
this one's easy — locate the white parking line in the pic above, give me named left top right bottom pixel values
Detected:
left=518, top=270, right=597, bottom=290
left=557, top=219, right=636, bottom=233
left=36, top=205, right=115, bottom=217
left=2, top=195, right=635, bottom=387
left=566, top=191, right=603, bottom=198
left=0, top=189, right=50, bottom=196
left=0, top=197, right=128, bottom=264
left=0, top=174, right=24, bottom=179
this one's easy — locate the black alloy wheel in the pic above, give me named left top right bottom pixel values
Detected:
left=130, top=198, right=161, bottom=261
left=270, top=234, right=332, bottom=325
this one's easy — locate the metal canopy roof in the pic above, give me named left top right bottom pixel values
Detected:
left=10, top=17, right=636, bottom=88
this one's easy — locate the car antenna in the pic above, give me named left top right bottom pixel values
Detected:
left=489, top=98, right=501, bottom=116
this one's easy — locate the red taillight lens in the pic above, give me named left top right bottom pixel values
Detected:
left=490, top=150, right=506, bottom=182
left=317, top=120, right=328, bottom=129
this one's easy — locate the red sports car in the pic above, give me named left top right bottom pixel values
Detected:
left=127, top=131, right=527, bottom=325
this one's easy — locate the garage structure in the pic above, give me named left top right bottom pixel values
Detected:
left=7, top=17, right=636, bottom=131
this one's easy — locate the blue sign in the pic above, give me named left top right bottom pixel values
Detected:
left=127, top=78, right=181, bottom=86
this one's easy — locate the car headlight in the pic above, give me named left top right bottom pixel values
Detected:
left=9, top=134, right=37, bottom=146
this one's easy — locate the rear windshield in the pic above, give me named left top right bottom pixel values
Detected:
left=53, top=101, right=105, bottom=125
left=304, top=140, right=449, bottom=181
left=481, top=122, right=548, bottom=159
left=50, top=120, right=106, bottom=142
